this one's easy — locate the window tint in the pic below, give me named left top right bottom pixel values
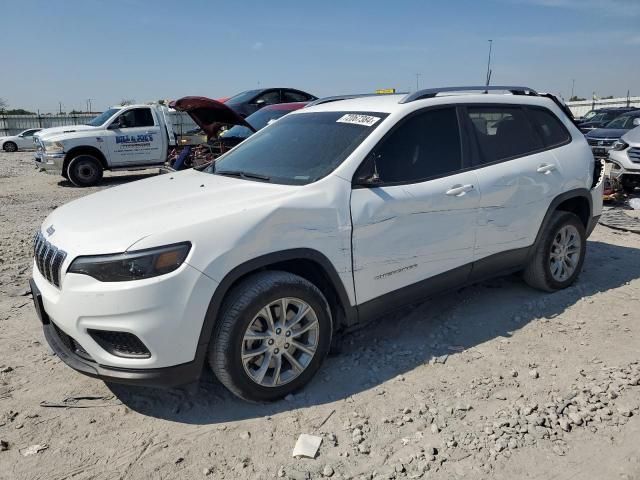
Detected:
left=117, top=108, right=154, bottom=128
left=371, top=108, right=462, bottom=184
left=255, top=90, right=280, bottom=105
left=466, top=106, right=542, bottom=164
left=282, top=90, right=310, bottom=102
left=527, top=107, right=570, bottom=147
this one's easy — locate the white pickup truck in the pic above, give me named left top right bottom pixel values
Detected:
left=34, top=104, right=177, bottom=186
left=34, top=100, right=255, bottom=187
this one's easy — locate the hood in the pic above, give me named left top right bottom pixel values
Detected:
left=585, top=128, right=629, bottom=139
left=36, top=124, right=98, bottom=140
left=621, top=126, right=640, bottom=146
left=170, top=96, right=256, bottom=139
left=41, top=169, right=294, bottom=255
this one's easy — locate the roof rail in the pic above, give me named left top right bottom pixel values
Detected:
left=399, top=86, right=538, bottom=104
left=306, top=92, right=406, bottom=108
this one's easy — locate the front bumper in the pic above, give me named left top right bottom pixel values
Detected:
left=608, top=149, right=640, bottom=179
left=31, top=257, right=218, bottom=386
left=34, top=150, right=65, bottom=172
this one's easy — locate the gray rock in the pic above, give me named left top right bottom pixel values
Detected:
left=358, top=444, right=371, bottom=454
left=239, top=431, right=251, bottom=440
left=323, top=465, right=335, bottom=477
left=0, top=440, right=8, bottom=451
left=568, top=412, right=583, bottom=426
left=277, top=466, right=286, bottom=478
left=529, top=369, right=539, bottom=379
left=558, top=418, right=571, bottom=432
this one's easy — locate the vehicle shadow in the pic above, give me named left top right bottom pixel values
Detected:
left=57, top=171, right=159, bottom=188
left=108, top=239, right=640, bottom=424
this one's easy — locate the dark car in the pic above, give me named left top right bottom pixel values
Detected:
left=585, top=110, right=640, bottom=160
left=224, top=88, right=316, bottom=117
left=578, top=107, right=638, bottom=134
left=218, top=102, right=308, bottom=150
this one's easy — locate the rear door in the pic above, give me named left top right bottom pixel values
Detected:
left=462, top=105, right=567, bottom=262
left=104, top=107, right=163, bottom=166
left=350, top=107, right=480, bottom=306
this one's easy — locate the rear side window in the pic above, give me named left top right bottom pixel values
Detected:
left=282, top=90, right=310, bottom=102
left=466, top=106, right=543, bottom=165
left=527, top=107, right=570, bottom=148
left=371, top=107, right=462, bottom=184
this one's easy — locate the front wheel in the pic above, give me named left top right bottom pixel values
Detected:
left=523, top=211, right=586, bottom=292
left=66, top=155, right=103, bottom=187
left=3, top=142, right=17, bottom=152
left=209, top=271, right=333, bottom=402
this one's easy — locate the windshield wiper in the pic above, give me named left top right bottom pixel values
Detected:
left=215, top=170, right=271, bottom=182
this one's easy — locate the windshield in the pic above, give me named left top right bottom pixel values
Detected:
left=606, top=114, right=636, bottom=129
left=583, top=110, right=597, bottom=120
left=221, top=108, right=291, bottom=140
left=225, top=90, right=261, bottom=105
left=208, top=111, right=388, bottom=185
left=86, top=108, right=120, bottom=127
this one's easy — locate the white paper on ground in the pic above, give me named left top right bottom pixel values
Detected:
left=292, top=434, right=323, bottom=458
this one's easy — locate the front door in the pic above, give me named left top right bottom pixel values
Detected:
left=350, top=107, right=480, bottom=306
left=104, top=107, right=163, bottom=166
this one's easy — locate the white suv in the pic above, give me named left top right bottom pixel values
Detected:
left=30, top=86, right=603, bottom=402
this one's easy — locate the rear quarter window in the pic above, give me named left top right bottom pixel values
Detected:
left=526, top=107, right=571, bottom=148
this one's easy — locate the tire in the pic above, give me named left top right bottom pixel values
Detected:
left=3, top=142, right=17, bottom=152
left=66, top=155, right=103, bottom=187
left=523, top=211, right=586, bottom=292
left=209, top=271, right=333, bottom=402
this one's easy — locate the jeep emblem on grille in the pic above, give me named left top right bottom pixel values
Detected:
left=46, top=225, right=55, bottom=237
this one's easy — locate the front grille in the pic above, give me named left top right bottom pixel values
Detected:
left=88, top=330, right=151, bottom=358
left=52, top=323, right=93, bottom=361
left=629, top=147, right=640, bottom=163
left=33, top=231, right=67, bottom=287
left=587, top=138, right=616, bottom=147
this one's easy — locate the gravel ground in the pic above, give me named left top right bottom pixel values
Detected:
left=1, top=151, right=639, bottom=480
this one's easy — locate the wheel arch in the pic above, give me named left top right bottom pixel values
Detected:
left=532, top=188, right=592, bottom=252
left=64, top=146, right=108, bottom=172
left=194, top=249, right=357, bottom=364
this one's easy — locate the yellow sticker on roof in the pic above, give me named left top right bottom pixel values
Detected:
left=336, top=114, right=381, bottom=127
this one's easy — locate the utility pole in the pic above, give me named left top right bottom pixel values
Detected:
left=627, top=89, right=631, bottom=107
left=415, top=73, right=422, bottom=91
left=485, top=40, right=493, bottom=87
left=58, top=102, right=62, bottom=115
left=570, top=79, right=575, bottom=99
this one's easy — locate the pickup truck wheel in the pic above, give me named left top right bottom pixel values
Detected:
left=3, top=142, right=17, bottom=152
left=67, top=155, right=103, bottom=187
left=523, top=211, right=586, bottom=292
left=209, top=271, right=332, bottom=402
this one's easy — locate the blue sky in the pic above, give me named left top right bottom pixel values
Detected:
left=2, top=0, right=639, bottom=112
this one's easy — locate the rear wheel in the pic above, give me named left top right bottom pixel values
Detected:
left=3, top=142, right=17, bottom=152
left=66, top=155, right=103, bottom=187
left=523, top=211, right=586, bottom=292
left=209, top=271, right=333, bottom=402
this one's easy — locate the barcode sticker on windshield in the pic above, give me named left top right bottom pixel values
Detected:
left=336, top=114, right=381, bottom=127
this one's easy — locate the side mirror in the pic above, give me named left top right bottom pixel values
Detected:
left=633, top=118, right=640, bottom=127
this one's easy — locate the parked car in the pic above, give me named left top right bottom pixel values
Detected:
left=224, top=88, right=316, bottom=117
left=577, top=107, right=638, bottom=134
left=1, top=128, right=42, bottom=152
left=33, top=105, right=178, bottom=186
left=217, top=101, right=308, bottom=150
left=30, top=86, right=602, bottom=402
left=608, top=124, right=640, bottom=193
left=585, top=110, right=640, bottom=160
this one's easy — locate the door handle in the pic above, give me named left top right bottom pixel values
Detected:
left=537, top=163, right=556, bottom=174
left=144, top=130, right=159, bottom=135
left=446, top=184, right=474, bottom=196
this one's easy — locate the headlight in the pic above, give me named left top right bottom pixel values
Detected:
left=612, top=140, right=629, bottom=151
left=44, top=141, right=65, bottom=153
left=68, top=242, right=191, bottom=282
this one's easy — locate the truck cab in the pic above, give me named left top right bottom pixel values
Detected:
left=34, top=104, right=176, bottom=187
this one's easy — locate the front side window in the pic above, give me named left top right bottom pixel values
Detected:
left=254, top=90, right=281, bottom=105
left=527, top=107, right=571, bottom=148
left=21, top=129, right=38, bottom=137
left=209, top=111, right=388, bottom=185
left=362, top=107, right=462, bottom=184
left=115, top=108, right=154, bottom=128
left=466, top=106, right=543, bottom=164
